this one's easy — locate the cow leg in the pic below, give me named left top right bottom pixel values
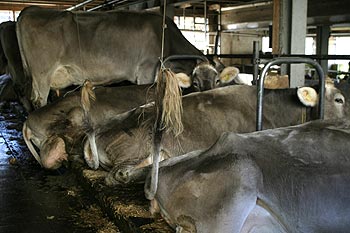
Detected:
left=107, top=153, right=166, bottom=185
left=31, top=79, right=50, bottom=108
left=240, top=204, right=287, bottom=233
left=105, top=164, right=145, bottom=186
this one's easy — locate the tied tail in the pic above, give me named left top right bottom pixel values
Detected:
left=158, top=69, right=184, bottom=136
left=81, top=80, right=96, bottom=114
left=146, top=68, right=183, bottom=200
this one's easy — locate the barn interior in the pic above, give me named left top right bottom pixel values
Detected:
left=0, top=0, right=350, bottom=232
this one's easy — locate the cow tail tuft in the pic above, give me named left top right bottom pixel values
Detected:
left=81, top=80, right=96, bottom=115
left=146, top=68, right=184, bottom=200
left=157, top=69, right=184, bottom=136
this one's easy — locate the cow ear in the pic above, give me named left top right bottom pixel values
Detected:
left=213, top=56, right=225, bottom=73
left=174, top=72, right=191, bottom=88
left=219, top=66, right=240, bottom=84
left=297, top=87, right=318, bottom=107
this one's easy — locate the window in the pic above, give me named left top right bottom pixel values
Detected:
left=174, top=16, right=209, bottom=54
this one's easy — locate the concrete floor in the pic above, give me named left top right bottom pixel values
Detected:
left=0, top=102, right=119, bottom=233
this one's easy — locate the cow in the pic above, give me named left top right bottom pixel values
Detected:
left=0, top=25, right=7, bottom=75
left=22, top=57, right=242, bottom=170
left=143, top=119, right=350, bottom=233
left=82, top=83, right=348, bottom=185
left=0, top=21, right=32, bottom=111
left=22, top=83, right=156, bottom=170
left=0, top=74, right=17, bottom=102
left=16, top=6, right=238, bottom=108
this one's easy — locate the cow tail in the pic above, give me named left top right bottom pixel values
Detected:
left=146, top=69, right=183, bottom=200
left=81, top=80, right=96, bottom=115
left=159, top=69, right=184, bottom=136
left=83, top=132, right=99, bottom=170
left=22, top=121, right=42, bottom=167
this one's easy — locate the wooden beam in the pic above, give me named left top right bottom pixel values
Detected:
left=272, top=0, right=280, bottom=54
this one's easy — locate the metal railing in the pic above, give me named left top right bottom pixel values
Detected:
left=256, top=57, right=325, bottom=131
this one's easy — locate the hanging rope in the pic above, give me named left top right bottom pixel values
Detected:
left=74, top=12, right=84, bottom=68
left=147, top=0, right=169, bottom=201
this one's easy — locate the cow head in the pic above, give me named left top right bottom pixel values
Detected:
left=297, top=83, right=347, bottom=119
left=174, top=60, right=240, bottom=92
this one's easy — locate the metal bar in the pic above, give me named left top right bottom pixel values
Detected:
left=153, top=54, right=208, bottom=77
left=207, top=53, right=350, bottom=60
left=87, top=0, right=122, bottom=11
left=66, top=0, right=94, bottom=11
left=256, top=57, right=325, bottom=131
left=163, top=54, right=208, bottom=64
left=252, top=41, right=259, bottom=85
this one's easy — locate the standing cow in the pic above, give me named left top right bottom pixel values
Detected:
left=144, top=119, right=350, bottom=233
left=0, top=21, right=31, bottom=111
left=16, top=6, right=238, bottom=108
left=82, top=83, right=348, bottom=185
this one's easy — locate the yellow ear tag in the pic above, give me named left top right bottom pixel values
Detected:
left=223, top=74, right=231, bottom=82
left=303, top=90, right=312, bottom=102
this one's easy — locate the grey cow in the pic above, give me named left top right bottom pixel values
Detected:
left=83, top=83, right=348, bottom=185
left=16, top=6, right=237, bottom=108
left=0, top=21, right=31, bottom=111
left=23, top=84, right=155, bottom=169
left=145, top=119, right=350, bottom=233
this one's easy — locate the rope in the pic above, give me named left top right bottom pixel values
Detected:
left=160, top=0, right=167, bottom=64
left=301, top=107, right=306, bottom=124
left=74, top=12, right=84, bottom=69
left=148, top=0, right=168, bottom=201
left=63, top=84, right=84, bottom=98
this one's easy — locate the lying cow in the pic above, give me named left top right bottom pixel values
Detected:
left=22, top=62, right=241, bottom=170
left=16, top=6, right=238, bottom=108
left=144, top=119, right=350, bottom=233
left=0, top=21, right=31, bottom=111
left=22, top=84, right=156, bottom=169
left=82, top=83, right=348, bottom=185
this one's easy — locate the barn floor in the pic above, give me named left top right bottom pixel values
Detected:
left=0, top=101, right=172, bottom=233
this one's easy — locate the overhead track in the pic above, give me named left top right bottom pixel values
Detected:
left=66, top=0, right=95, bottom=11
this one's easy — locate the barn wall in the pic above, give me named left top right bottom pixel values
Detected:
left=220, top=32, right=263, bottom=69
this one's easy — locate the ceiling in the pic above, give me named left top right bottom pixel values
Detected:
left=0, top=0, right=268, bottom=12
left=1, top=0, right=350, bottom=35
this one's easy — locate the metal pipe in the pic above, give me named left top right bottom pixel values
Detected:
left=163, top=54, right=208, bottom=64
left=204, top=0, right=207, bottom=54
left=208, top=53, right=350, bottom=60
left=66, top=0, right=94, bottom=11
left=256, top=57, right=325, bottom=131
left=252, top=41, right=259, bottom=85
left=87, top=0, right=122, bottom=11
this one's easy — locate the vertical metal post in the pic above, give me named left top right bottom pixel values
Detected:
left=204, top=0, right=207, bottom=54
left=214, top=6, right=221, bottom=55
left=252, top=41, right=260, bottom=85
left=257, top=57, right=325, bottom=131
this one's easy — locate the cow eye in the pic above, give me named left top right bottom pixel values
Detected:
left=193, top=81, right=199, bottom=88
left=215, top=78, right=220, bottom=86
